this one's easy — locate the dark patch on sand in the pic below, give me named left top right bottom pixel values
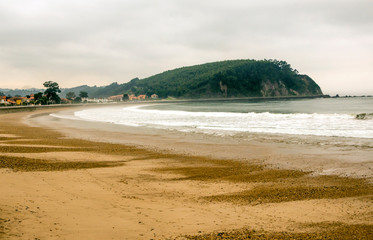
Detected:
left=0, top=156, right=125, bottom=172
left=156, top=163, right=307, bottom=182
left=204, top=183, right=372, bottom=204
left=183, top=222, right=373, bottom=240
left=0, top=145, right=88, bottom=153
left=154, top=159, right=373, bottom=204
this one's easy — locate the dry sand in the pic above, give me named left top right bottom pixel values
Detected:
left=1, top=105, right=372, bottom=239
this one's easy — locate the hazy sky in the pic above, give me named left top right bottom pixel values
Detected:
left=0, top=0, right=372, bottom=95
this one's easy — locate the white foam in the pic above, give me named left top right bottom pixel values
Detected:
left=65, top=105, right=373, bottom=139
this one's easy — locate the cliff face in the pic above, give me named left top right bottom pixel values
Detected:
left=260, top=80, right=291, bottom=97
left=260, top=76, right=322, bottom=97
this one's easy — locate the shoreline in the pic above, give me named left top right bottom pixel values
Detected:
left=0, top=94, right=334, bottom=116
left=30, top=105, right=373, bottom=181
left=1, top=106, right=372, bottom=239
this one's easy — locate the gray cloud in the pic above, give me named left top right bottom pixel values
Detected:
left=0, top=0, right=372, bottom=94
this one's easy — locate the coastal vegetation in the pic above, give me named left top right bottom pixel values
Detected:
left=115, top=59, right=323, bottom=98
left=43, top=81, right=61, bottom=104
left=0, top=82, right=90, bottom=106
left=63, top=59, right=323, bottom=99
left=65, top=91, right=88, bottom=103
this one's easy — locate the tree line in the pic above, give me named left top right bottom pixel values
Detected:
left=32, top=81, right=89, bottom=105
left=1, top=81, right=89, bottom=105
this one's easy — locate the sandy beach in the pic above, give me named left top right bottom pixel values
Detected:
left=1, top=105, right=372, bottom=239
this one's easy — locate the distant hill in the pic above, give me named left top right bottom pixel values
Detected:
left=102, top=59, right=323, bottom=98
left=0, top=88, right=44, bottom=97
left=2, top=59, right=323, bottom=99
left=60, top=85, right=101, bottom=98
left=59, top=83, right=125, bottom=98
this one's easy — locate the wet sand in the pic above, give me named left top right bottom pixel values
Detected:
left=32, top=105, right=373, bottom=181
left=1, top=105, right=372, bottom=239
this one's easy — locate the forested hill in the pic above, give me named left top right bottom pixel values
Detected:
left=97, top=59, right=322, bottom=99
left=49, top=59, right=321, bottom=99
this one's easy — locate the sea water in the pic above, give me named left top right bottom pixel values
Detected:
left=70, top=97, right=373, bottom=139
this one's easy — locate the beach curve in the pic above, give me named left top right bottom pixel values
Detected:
left=0, top=105, right=372, bottom=239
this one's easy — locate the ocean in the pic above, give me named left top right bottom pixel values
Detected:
left=69, top=97, right=373, bottom=139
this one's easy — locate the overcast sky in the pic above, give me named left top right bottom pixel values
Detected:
left=0, top=0, right=372, bottom=95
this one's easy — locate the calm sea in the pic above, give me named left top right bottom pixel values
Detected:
left=70, top=97, right=373, bottom=139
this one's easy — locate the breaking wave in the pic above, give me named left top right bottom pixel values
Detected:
left=72, top=105, right=373, bottom=139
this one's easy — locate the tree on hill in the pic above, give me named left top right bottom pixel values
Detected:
left=33, top=92, right=47, bottom=105
left=79, top=91, right=88, bottom=98
left=66, top=92, right=76, bottom=100
left=43, top=81, right=61, bottom=104
left=74, top=97, right=82, bottom=103
left=34, top=92, right=43, bottom=101
left=122, top=94, right=129, bottom=101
